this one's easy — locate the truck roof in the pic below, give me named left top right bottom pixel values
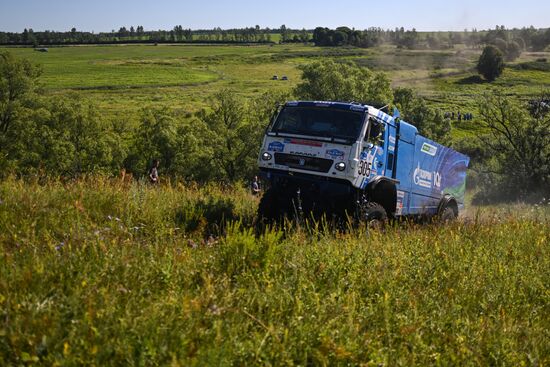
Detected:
left=284, top=100, right=419, bottom=136
left=285, top=101, right=369, bottom=112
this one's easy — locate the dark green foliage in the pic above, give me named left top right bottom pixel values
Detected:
left=512, top=59, right=550, bottom=72
left=312, top=27, right=384, bottom=48
left=0, top=96, right=125, bottom=178
left=0, top=51, right=42, bottom=134
left=477, top=46, right=504, bottom=81
left=505, top=41, right=522, bottom=61
left=473, top=91, right=550, bottom=202
left=393, top=87, right=451, bottom=144
left=294, top=60, right=393, bottom=107
left=125, top=108, right=180, bottom=176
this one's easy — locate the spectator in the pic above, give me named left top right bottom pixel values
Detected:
left=149, top=159, right=160, bottom=184
left=251, top=176, right=261, bottom=195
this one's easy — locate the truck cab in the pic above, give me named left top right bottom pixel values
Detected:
left=257, top=101, right=469, bottom=224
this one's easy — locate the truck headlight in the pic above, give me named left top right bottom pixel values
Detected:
left=262, top=152, right=272, bottom=161
left=335, top=162, right=346, bottom=171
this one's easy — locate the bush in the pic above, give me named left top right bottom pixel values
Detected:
left=473, top=91, right=550, bottom=202
left=393, top=87, right=451, bottom=144
left=0, top=96, right=125, bottom=178
left=505, top=41, right=522, bottom=61
left=294, top=60, right=393, bottom=107
left=477, top=45, right=504, bottom=81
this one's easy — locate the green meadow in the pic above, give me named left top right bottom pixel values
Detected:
left=3, top=43, right=549, bottom=139
left=0, top=178, right=548, bottom=365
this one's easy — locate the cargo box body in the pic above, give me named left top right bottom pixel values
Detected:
left=393, top=125, right=470, bottom=216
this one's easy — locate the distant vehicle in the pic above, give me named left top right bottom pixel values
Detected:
left=257, top=101, right=470, bottom=225
left=272, top=75, right=278, bottom=80
left=281, top=76, right=288, bottom=81
left=34, top=48, right=48, bottom=52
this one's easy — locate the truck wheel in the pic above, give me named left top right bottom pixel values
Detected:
left=362, top=202, right=387, bottom=229
left=439, top=206, right=457, bottom=222
left=257, top=188, right=280, bottom=226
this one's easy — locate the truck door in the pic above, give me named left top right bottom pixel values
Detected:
left=393, top=122, right=416, bottom=216
left=385, top=123, right=397, bottom=179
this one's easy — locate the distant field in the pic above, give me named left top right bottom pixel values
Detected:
left=2, top=44, right=549, bottom=136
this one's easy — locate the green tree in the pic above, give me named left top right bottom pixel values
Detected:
left=1, top=97, right=124, bottom=177
left=476, top=91, right=550, bottom=200
left=294, top=60, right=393, bottom=107
left=393, top=87, right=451, bottom=144
left=125, top=108, right=179, bottom=177
left=505, top=41, right=522, bottom=61
left=477, top=45, right=504, bottom=81
left=197, top=89, right=264, bottom=182
left=0, top=51, right=42, bottom=134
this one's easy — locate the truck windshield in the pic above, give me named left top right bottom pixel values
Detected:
left=271, top=106, right=364, bottom=142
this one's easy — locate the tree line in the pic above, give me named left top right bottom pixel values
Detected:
left=312, top=25, right=550, bottom=53
left=0, top=25, right=311, bottom=46
left=1, top=51, right=548, bottom=201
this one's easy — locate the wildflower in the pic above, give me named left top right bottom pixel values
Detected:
left=55, top=242, right=65, bottom=251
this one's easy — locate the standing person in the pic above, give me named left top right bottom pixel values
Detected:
left=251, top=176, right=261, bottom=196
left=149, top=159, right=160, bottom=184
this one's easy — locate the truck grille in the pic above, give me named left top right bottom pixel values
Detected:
left=274, top=153, right=333, bottom=173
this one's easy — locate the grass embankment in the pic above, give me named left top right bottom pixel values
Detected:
left=0, top=179, right=548, bottom=365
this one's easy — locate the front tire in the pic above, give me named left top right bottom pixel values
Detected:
left=257, top=188, right=282, bottom=227
left=362, top=202, right=387, bottom=229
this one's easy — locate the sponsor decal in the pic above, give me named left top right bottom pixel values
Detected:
left=284, top=138, right=324, bottom=147
left=267, top=141, right=284, bottom=152
left=413, top=163, right=441, bottom=189
left=421, top=142, right=438, bottom=156
left=325, top=149, right=345, bottom=160
left=389, top=135, right=396, bottom=144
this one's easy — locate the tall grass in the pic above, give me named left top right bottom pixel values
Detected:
left=0, top=179, right=548, bottom=365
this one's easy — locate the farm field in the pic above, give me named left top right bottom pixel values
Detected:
left=3, top=44, right=550, bottom=137
left=0, top=178, right=548, bottom=365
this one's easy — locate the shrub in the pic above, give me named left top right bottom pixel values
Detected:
left=477, top=45, right=504, bottom=81
left=294, top=60, right=393, bottom=107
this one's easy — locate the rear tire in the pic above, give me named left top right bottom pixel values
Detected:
left=439, top=206, right=457, bottom=222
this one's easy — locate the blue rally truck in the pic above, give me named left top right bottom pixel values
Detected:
left=257, top=101, right=470, bottom=224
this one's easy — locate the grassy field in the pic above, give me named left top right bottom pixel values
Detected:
left=0, top=178, right=548, bottom=365
left=3, top=44, right=549, bottom=134
left=1, top=43, right=549, bottom=365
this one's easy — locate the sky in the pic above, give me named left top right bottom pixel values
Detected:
left=0, top=0, right=548, bottom=33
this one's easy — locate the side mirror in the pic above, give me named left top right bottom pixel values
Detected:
left=365, top=142, right=375, bottom=150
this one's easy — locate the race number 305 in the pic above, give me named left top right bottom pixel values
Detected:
left=358, top=161, right=371, bottom=176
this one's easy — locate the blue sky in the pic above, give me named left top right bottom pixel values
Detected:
left=0, top=0, right=548, bottom=32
